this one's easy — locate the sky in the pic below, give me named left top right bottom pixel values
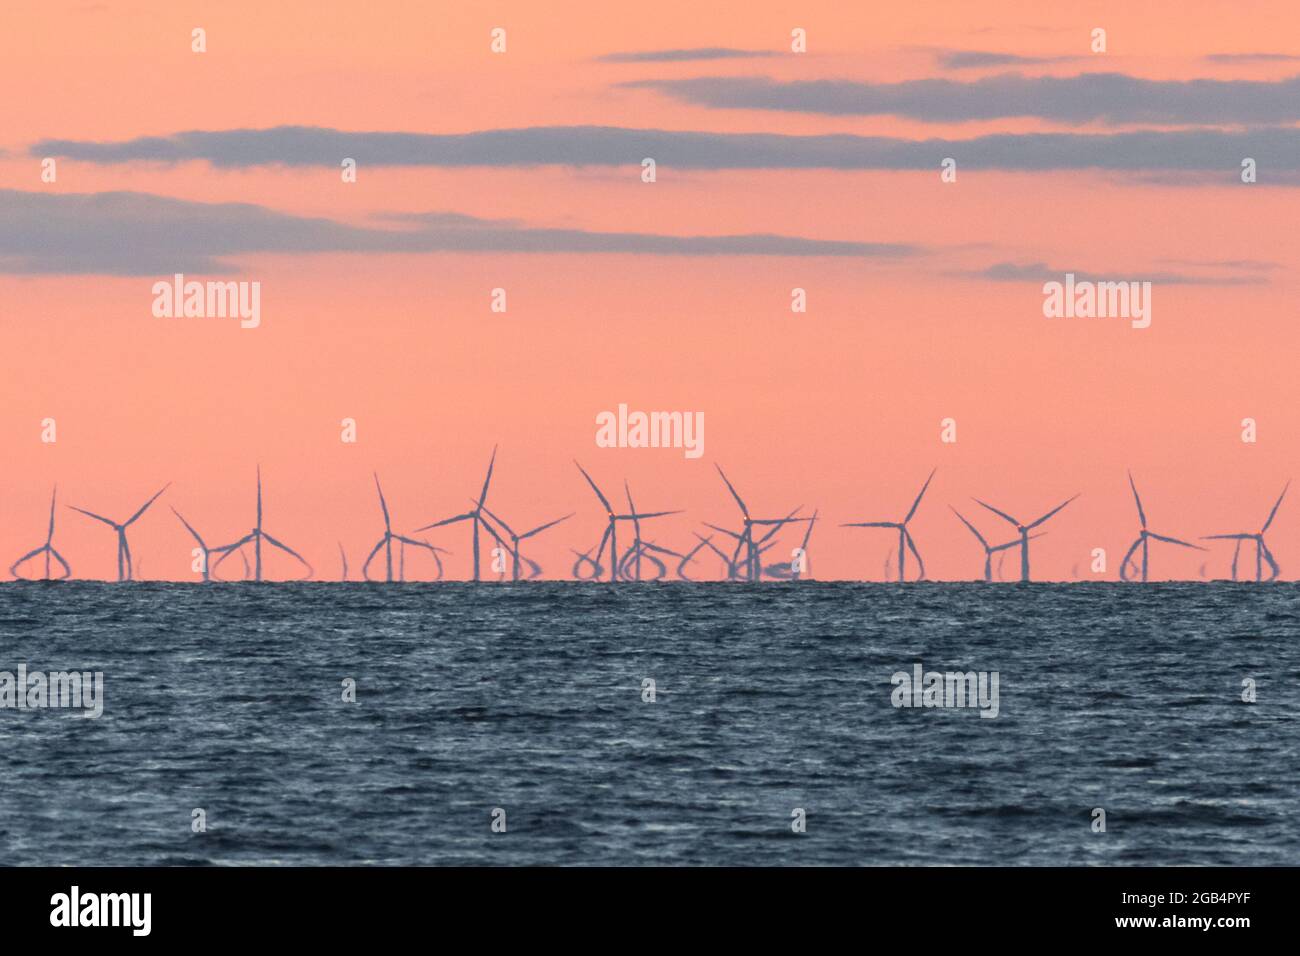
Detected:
left=0, top=0, right=1296, bottom=581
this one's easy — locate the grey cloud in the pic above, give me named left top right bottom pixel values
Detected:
left=0, top=189, right=915, bottom=275
left=1204, top=53, right=1300, bottom=63
left=625, top=72, right=1300, bottom=124
left=933, top=50, right=1077, bottom=69
left=32, top=124, right=1300, bottom=172
left=598, top=47, right=776, bottom=62
left=964, top=261, right=1269, bottom=286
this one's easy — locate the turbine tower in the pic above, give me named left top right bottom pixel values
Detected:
left=973, top=493, right=1079, bottom=582
left=212, top=467, right=313, bottom=581
left=415, top=447, right=498, bottom=581
left=1202, top=481, right=1289, bottom=582
left=842, top=469, right=936, bottom=582
left=950, top=506, right=1041, bottom=582
left=9, top=487, right=72, bottom=581
left=1119, top=472, right=1204, bottom=582
left=69, top=484, right=170, bottom=581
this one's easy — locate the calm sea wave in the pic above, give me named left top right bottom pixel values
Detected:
left=0, top=581, right=1296, bottom=865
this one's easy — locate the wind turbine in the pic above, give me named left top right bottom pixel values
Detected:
left=842, top=469, right=936, bottom=582
left=713, top=465, right=808, bottom=581
left=573, top=462, right=680, bottom=582
left=703, top=504, right=803, bottom=581
left=1119, top=472, right=1204, bottom=582
left=790, top=510, right=818, bottom=581
left=363, top=474, right=450, bottom=582
left=69, top=484, right=170, bottom=581
left=973, top=493, right=1079, bottom=582
left=415, top=446, right=498, bottom=581
left=212, top=467, right=313, bottom=581
left=480, top=505, right=574, bottom=581
left=171, top=506, right=244, bottom=582
left=950, top=507, right=1041, bottom=582
left=339, top=543, right=349, bottom=581
left=9, top=487, right=72, bottom=581
left=1202, top=481, right=1289, bottom=582
left=618, top=482, right=683, bottom=581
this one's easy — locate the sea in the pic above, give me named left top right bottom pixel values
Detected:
left=0, top=581, right=1296, bottom=866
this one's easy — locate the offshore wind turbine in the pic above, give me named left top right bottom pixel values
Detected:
left=704, top=504, right=803, bottom=581
left=1202, top=481, right=1289, bottom=582
left=1119, top=472, right=1204, bottom=582
left=9, top=487, right=72, bottom=581
left=973, top=493, right=1079, bottom=582
left=842, top=469, right=936, bottom=582
left=480, top=505, right=573, bottom=581
left=363, top=474, right=450, bottom=582
left=573, top=462, right=680, bottom=582
left=789, top=510, right=818, bottom=581
left=212, top=467, right=313, bottom=581
left=171, top=506, right=245, bottom=583
left=69, top=484, right=170, bottom=582
left=950, top=507, right=1041, bottom=582
left=414, top=446, right=498, bottom=582
left=713, top=465, right=808, bottom=582
left=618, top=482, right=682, bottom=581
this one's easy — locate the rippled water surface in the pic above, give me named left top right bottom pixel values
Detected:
left=0, top=581, right=1296, bottom=865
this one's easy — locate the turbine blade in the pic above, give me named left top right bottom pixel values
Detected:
left=68, top=505, right=117, bottom=527
left=972, top=498, right=1020, bottom=528
left=574, top=460, right=613, bottom=512
left=903, top=529, right=925, bottom=581
left=373, top=473, right=391, bottom=531
left=949, top=507, right=988, bottom=547
left=414, top=512, right=473, bottom=532
left=714, top=464, right=749, bottom=519
left=481, top=504, right=516, bottom=539
left=1127, top=471, right=1147, bottom=528
left=170, top=507, right=205, bottom=548
left=1262, top=480, right=1290, bottom=532
left=477, top=446, right=498, bottom=508
left=521, top=513, right=574, bottom=539
left=126, top=483, right=171, bottom=525
left=1201, top=533, right=1253, bottom=540
left=261, top=532, right=312, bottom=574
left=1149, top=532, right=1205, bottom=550
left=1027, top=494, right=1079, bottom=530
left=701, top=522, right=743, bottom=541
left=627, top=510, right=681, bottom=520
left=904, top=468, right=937, bottom=524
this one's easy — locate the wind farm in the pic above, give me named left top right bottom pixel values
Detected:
left=3, top=463, right=1289, bottom=583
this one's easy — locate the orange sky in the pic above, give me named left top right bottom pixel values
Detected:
left=0, top=0, right=1296, bottom=581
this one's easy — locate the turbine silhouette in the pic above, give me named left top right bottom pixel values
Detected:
left=704, top=505, right=803, bottom=581
left=973, top=493, right=1079, bottom=582
left=9, top=487, right=72, bottom=581
left=69, top=484, right=170, bottom=581
left=843, top=469, right=936, bottom=582
left=415, top=446, right=498, bottom=581
left=950, top=507, right=1042, bottom=582
left=363, top=474, right=450, bottom=582
left=171, top=506, right=244, bottom=582
left=574, top=462, right=679, bottom=582
left=617, top=482, right=683, bottom=581
left=713, top=465, right=808, bottom=581
left=1119, top=472, right=1204, bottom=582
left=480, top=505, right=573, bottom=581
left=212, top=467, right=313, bottom=581
left=1202, top=481, right=1289, bottom=582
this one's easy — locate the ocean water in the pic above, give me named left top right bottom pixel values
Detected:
left=0, top=581, right=1295, bottom=866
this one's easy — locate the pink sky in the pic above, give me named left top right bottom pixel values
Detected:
left=0, top=1, right=1296, bottom=581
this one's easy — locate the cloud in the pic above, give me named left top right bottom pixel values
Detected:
left=963, top=261, right=1270, bottom=286
left=33, top=124, right=1300, bottom=173
left=0, top=189, right=917, bottom=275
left=1203, top=53, right=1300, bottom=63
left=932, top=50, right=1078, bottom=69
left=625, top=72, right=1300, bottom=124
left=598, top=47, right=776, bottom=63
